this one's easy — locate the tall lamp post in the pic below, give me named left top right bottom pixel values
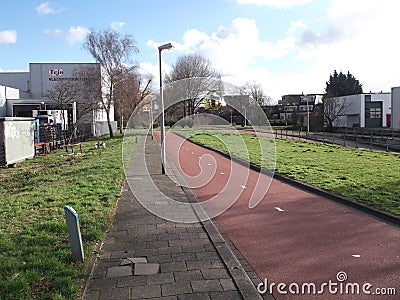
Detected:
left=149, top=96, right=154, bottom=139
left=306, top=95, right=310, bottom=134
left=159, top=42, right=173, bottom=174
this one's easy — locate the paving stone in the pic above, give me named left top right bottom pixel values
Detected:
left=161, top=261, right=187, bottom=273
left=178, top=293, right=210, bottom=300
left=171, top=252, right=197, bottom=262
left=210, top=291, right=242, bottom=300
left=201, top=269, right=231, bottom=280
left=128, top=257, right=148, bottom=264
left=83, top=290, right=99, bottom=300
left=116, top=275, right=146, bottom=288
left=88, top=278, right=117, bottom=290
left=196, top=252, right=220, bottom=261
left=106, top=266, right=132, bottom=278
left=99, top=287, right=130, bottom=300
left=162, top=282, right=192, bottom=296
left=191, top=279, right=223, bottom=293
left=147, top=272, right=175, bottom=285
left=186, top=260, right=213, bottom=270
left=147, top=253, right=172, bottom=263
left=174, top=270, right=203, bottom=282
left=220, top=278, right=237, bottom=291
left=131, top=284, right=162, bottom=299
left=134, top=263, right=160, bottom=275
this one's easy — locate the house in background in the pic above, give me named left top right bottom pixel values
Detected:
left=331, top=92, right=391, bottom=128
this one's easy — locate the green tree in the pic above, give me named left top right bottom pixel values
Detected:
left=323, top=70, right=362, bottom=131
left=325, top=70, right=363, bottom=98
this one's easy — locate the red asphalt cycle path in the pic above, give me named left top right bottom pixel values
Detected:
left=161, top=131, right=400, bottom=299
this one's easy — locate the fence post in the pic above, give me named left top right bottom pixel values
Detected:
left=386, top=136, right=389, bottom=152
left=370, top=129, right=373, bottom=150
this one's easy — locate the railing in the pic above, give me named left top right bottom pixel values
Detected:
left=273, top=128, right=400, bottom=152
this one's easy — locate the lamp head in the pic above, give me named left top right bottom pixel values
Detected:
left=158, top=43, right=173, bottom=51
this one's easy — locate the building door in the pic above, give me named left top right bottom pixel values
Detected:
left=365, top=101, right=382, bottom=128
left=386, top=114, right=391, bottom=128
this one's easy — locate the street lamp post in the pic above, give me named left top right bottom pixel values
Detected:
left=306, top=96, right=310, bottom=134
left=150, top=96, right=154, bottom=139
left=158, top=42, right=173, bottom=174
left=242, top=106, right=247, bottom=127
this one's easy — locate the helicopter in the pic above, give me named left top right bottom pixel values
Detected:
left=202, top=91, right=226, bottom=111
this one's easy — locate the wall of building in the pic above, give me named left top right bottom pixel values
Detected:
left=0, top=86, right=20, bottom=117
left=0, top=72, right=30, bottom=95
left=391, top=87, right=400, bottom=129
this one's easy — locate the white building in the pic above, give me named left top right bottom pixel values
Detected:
left=391, top=87, right=400, bottom=129
left=332, top=92, right=391, bottom=128
left=0, top=62, right=117, bottom=136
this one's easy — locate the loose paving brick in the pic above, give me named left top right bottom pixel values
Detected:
left=134, top=263, right=160, bottom=275
left=106, top=266, right=132, bottom=278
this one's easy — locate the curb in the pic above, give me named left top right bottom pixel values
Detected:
left=183, top=135, right=400, bottom=228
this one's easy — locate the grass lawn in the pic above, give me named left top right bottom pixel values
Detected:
left=0, top=133, right=140, bottom=299
left=185, top=130, right=400, bottom=216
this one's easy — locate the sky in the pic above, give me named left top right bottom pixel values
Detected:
left=1, top=0, right=400, bottom=102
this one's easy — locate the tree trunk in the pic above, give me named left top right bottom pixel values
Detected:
left=106, top=110, right=114, bottom=137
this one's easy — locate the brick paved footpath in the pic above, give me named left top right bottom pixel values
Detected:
left=81, top=134, right=272, bottom=300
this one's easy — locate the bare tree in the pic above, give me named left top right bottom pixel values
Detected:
left=84, top=29, right=139, bottom=137
left=43, top=79, right=78, bottom=143
left=164, top=54, right=220, bottom=116
left=44, top=66, right=101, bottom=143
left=323, top=96, right=350, bottom=131
left=114, top=69, right=152, bottom=133
left=244, top=81, right=273, bottom=106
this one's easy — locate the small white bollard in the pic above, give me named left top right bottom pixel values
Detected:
left=64, top=205, right=84, bottom=262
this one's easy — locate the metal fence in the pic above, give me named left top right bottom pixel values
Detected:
left=273, top=128, right=400, bottom=152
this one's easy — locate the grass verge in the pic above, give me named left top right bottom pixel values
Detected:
left=187, top=130, right=400, bottom=216
left=0, top=133, right=140, bottom=299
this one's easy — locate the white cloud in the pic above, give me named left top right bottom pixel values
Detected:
left=44, top=29, right=63, bottom=37
left=146, top=17, right=299, bottom=100
left=65, top=26, right=90, bottom=45
left=0, top=30, right=17, bottom=44
left=294, top=0, right=400, bottom=93
left=145, top=1, right=400, bottom=101
left=287, top=20, right=307, bottom=34
left=236, top=0, right=314, bottom=8
left=35, top=2, right=65, bottom=16
left=111, top=21, right=125, bottom=31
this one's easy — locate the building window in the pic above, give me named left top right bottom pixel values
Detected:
left=369, top=107, right=381, bottom=118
